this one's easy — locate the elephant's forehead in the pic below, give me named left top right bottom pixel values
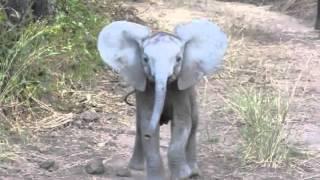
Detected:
left=144, top=32, right=181, bottom=45
left=143, top=33, right=182, bottom=57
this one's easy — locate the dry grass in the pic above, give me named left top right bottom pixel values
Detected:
left=227, top=86, right=290, bottom=167
left=218, top=0, right=318, bottom=23
left=209, top=2, right=316, bottom=166
left=217, top=37, right=290, bottom=168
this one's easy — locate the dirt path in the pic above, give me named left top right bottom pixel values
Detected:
left=1, top=1, right=320, bottom=180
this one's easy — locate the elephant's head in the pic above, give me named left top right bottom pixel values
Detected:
left=97, top=20, right=228, bottom=138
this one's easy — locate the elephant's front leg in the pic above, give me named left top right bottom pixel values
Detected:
left=136, top=92, right=165, bottom=179
left=141, top=123, right=165, bottom=179
left=186, top=89, right=200, bottom=177
left=129, top=116, right=145, bottom=170
left=168, top=105, right=192, bottom=179
left=185, top=117, right=200, bottom=177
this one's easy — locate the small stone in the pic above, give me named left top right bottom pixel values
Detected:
left=97, top=142, right=106, bottom=147
left=88, top=122, right=94, bottom=130
left=8, top=168, right=21, bottom=174
left=106, top=141, right=117, bottom=147
left=85, top=158, right=105, bottom=175
left=39, top=160, right=55, bottom=170
left=73, top=120, right=83, bottom=128
left=248, top=77, right=255, bottom=83
left=116, top=167, right=131, bottom=177
left=80, top=111, right=99, bottom=122
left=39, top=147, right=49, bottom=153
left=118, top=129, right=125, bottom=134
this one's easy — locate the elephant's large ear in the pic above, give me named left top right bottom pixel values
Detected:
left=175, top=19, right=228, bottom=90
left=97, top=21, right=151, bottom=91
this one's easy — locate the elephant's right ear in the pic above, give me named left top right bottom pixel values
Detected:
left=97, top=21, right=151, bottom=91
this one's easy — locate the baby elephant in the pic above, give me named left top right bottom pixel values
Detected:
left=97, top=19, right=228, bottom=179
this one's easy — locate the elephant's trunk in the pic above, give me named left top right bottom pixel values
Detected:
left=144, top=75, right=168, bottom=139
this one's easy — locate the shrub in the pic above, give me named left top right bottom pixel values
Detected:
left=0, top=0, right=109, bottom=111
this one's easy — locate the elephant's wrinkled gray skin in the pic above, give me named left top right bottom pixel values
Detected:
left=97, top=20, right=228, bottom=179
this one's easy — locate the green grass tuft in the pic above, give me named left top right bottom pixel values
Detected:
left=229, top=86, right=290, bottom=168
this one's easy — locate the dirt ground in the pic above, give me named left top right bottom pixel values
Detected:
left=1, top=0, right=320, bottom=179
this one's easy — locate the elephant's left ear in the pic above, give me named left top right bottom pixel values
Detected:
left=174, top=19, right=228, bottom=90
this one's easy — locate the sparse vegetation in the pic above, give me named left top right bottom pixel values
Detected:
left=215, top=0, right=317, bottom=168
left=0, top=0, right=107, bottom=113
left=0, top=0, right=127, bottom=159
left=228, top=86, right=290, bottom=167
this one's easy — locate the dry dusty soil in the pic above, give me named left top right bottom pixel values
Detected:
left=1, top=0, right=320, bottom=179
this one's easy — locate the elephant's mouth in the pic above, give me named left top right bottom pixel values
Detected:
left=168, top=74, right=177, bottom=82
left=147, top=75, right=176, bottom=84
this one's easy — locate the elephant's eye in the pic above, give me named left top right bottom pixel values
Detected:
left=176, top=56, right=182, bottom=63
left=143, top=56, right=149, bottom=63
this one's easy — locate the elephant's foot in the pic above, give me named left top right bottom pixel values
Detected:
left=170, top=164, right=192, bottom=180
left=147, top=174, right=166, bottom=180
left=146, top=166, right=165, bottom=180
left=189, top=163, right=201, bottom=177
left=128, top=157, right=145, bottom=171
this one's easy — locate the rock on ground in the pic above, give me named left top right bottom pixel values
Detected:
left=85, top=158, right=105, bottom=175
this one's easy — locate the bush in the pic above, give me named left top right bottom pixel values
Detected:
left=0, top=0, right=110, bottom=110
left=0, top=0, right=122, bottom=158
left=52, top=0, right=107, bottom=80
left=0, top=21, right=52, bottom=103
